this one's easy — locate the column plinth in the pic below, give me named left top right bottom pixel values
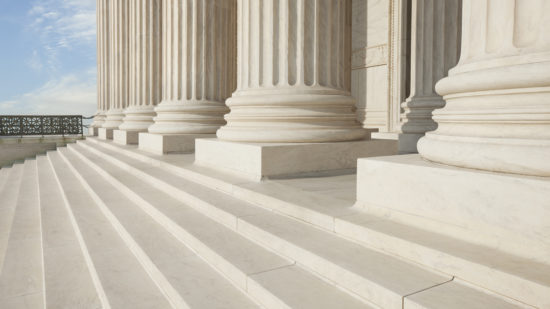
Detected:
left=418, top=0, right=550, bottom=176
left=140, top=0, right=236, bottom=154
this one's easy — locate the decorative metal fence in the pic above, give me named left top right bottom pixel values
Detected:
left=0, top=115, right=84, bottom=137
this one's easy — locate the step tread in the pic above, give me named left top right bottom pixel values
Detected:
left=58, top=148, right=259, bottom=309
left=36, top=155, right=103, bottom=309
left=404, top=281, right=524, bottom=309
left=0, top=160, right=44, bottom=307
left=48, top=151, right=172, bottom=309
left=73, top=141, right=456, bottom=309
left=69, top=144, right=371, bottom=308
left=341, top=212, right=550, bottom=286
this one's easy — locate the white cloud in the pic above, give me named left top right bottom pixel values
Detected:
left=0, top=69, right=97, bottom=116
left=28, top=0, right=96, bottom=72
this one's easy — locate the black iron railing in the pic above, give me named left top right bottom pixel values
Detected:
left=0, top=115, right=86, bottom=137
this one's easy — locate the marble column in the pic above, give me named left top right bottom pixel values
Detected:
left=216, top=0, right=367, bottom=143
left=140, top=0, right=236, bottom=154
left=418, top=0, right=550, bottom=176
left=115, top=0, right=162, bottom=145
left=398, top=0, right=461, bottom=153
left=90, top=0, right=109, bottom=135
left=100, top=0, right=129, bottom=140
left=195, top=0, right=398, bottom=180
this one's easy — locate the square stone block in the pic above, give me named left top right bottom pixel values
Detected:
left=98, top=128, right=114, bottom=140
left=113, top=130, right=140, bottom=145
left=356, top=154, right=550, bottom=262
left=195, top=138, right=397, bottom=181
left=139, top=133, right=215, bottom=155
left=88, top=127, right=98, bottom=137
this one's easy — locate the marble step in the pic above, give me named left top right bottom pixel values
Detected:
left=47, top=151, right=173, bottom=309
left=0, top=163, right=25, bottom=270
left=64, top=146, right=371, bottom=309
left=70, top=142, right=477, bottom=309
left=0, top=160, right=44, bottom=308
left=36, top=155, right=104, bottom=309
left=82, top=137, right=549, bottom=307
left=56, top=148, right=259, bottom=309
left=0, top=167, right=11, bottom=192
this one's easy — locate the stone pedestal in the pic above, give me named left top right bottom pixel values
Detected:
left=398, top=0, right=461, bottom=153
left=355, top=154, right=550, bottom=264
left=196, top=138, right=396, bottom=181
left=98, top=128, right=114, bottom=140
left=139, top=133, right=215, bottom=155
left=113, top=130, right=139, bottom=145
left=141, top=0, right=236, bottom=154
left=88, top=127, right=99, bottom=137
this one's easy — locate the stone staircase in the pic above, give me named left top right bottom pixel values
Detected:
left=0, top=138, right=544, bottom=308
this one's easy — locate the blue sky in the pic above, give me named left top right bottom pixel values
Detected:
left=0, top=0, right=97, bottom=116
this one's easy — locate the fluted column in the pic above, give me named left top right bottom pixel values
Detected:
left=216, top=0, right=367, bottom=143
left=418, top=0, right=550, bottom=176
left=398, top=0, right=461, bottom=152
left=147, top=0, right=235, bottom=134
left=91, top=0, right=109, bottom=129
left=119, top=0, right=162, bottom=132
left=102, top=0, right=129, bottom=129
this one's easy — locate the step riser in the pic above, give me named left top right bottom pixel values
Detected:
left=56, top=149, right=190, bottom=309
left=72, top=142, right=451, bottom=309
left=67, top=145, right=299, bottom=309
left=80, top=139, right=547, bottom=308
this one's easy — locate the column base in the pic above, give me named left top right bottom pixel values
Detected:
left=138, top=133, right=215, bottom=155
left=195, top=138, right=397, bottom=181
left=355, top=154, right=550, bottom=263
left=397, top=133, right=424, bottom=154
left=113, top=130, right=140, bottom=145
left=98, top=128, right=114, bottom=140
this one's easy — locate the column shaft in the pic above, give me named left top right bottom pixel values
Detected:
left=92, top=0, right=109, bottom=128
left=216, top=0, right=367, bottom=143
left=398, top=0, right=461, bottom=152
left=147, top=0, right=236, bottom=135
left=103, top=0, right=129, bottom=129
left=119, top=0, right=162, bottom=131
left=418, top=0, right=550, bottom=176
left=400, top=0, right=460, bottom=134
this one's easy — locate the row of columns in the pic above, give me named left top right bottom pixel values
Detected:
left=92, top=0, right=550, bottom=177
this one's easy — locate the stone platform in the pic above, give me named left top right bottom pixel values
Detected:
left=139, top=133, right=216, bottom=155
left=195, top=138, right=398, bottom=180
